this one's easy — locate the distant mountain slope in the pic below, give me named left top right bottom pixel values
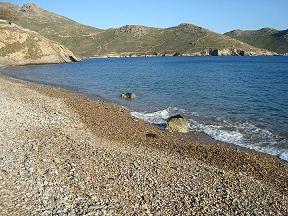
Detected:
left=0, top=2, right=103, bottom=57
left=0, top=20, right=78, bottom=66
left=1, top=2, right=275, bottom=57
left=91, top=24, right=273, bottom=57
left=225, top=28, right=288, bottom=54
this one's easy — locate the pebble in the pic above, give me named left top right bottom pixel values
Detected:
left=0, top=77, right=287, bottom=215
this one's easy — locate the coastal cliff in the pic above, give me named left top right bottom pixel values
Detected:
left=0, top=20, right=79, bottom=66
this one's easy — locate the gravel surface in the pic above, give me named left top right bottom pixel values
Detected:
left=0, top=76, right=287, bottom=215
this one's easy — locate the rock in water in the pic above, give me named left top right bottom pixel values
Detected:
left=121, top=92, right=136, bottom=100
left=166, top=115, right=189, bottom=133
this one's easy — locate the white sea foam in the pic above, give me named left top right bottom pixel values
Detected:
left=131, top=107, right=181, bottom=125
left=189, top=120, right=244, bottom=144
left=131, top=107, right=288, bottom=161
left=277, top=152, right=288, bottom=161
left=189, top=119, right=288, bottom=161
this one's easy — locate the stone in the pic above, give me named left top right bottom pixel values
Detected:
left=121, top=92, right=136, bottom=100
left=166, top=114, right=189, bottom=133
left=88, top=204, right=105, bottom=210
left=173, top=52, right=182, bottom=56
left=145, top=133, right=157, bottom=139
left=209, top=49, right=219, bottom=56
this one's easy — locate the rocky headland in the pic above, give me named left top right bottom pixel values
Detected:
left=0, top=20, right=78, bottom=66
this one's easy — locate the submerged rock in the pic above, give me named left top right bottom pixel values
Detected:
left=166, top=114, right=189, bottom=133
left=121, top=92, right=136, bottom=100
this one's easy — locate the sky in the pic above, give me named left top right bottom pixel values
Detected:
left=7, top=0, right=288, bottom=33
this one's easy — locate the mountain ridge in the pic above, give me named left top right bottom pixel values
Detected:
left=225, top=28, right=288, bottom=54
left=90, top=22, right=274, bottom=57
left=0, top=2, right=281, bottom=57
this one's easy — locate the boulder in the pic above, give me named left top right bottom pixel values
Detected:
left=239, top=50, right=245, bottom=56
left=173, top=52, right=182, bottom=56
left=166, top=115, right=189, bottom=133
left=209, top=49, right=219, bottom=56
left=121, top=92, right=136, bottom=100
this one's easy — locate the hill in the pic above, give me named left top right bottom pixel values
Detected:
left=0, top=20, right=78, bottom=66
left=0, top=2, right=276, bottom=57
left=0, top=2, right=103, bottom=57
left=225, top=28, right=288, bottom=54
left=90, top=23, right=274, bottom=57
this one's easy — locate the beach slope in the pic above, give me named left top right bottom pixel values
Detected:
left=0, top=76, right=287, bottom=215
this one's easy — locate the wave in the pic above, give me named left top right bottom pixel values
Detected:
left=131, top=107, right=288, bottom=161
left=131, top=107, right=181, bottom=125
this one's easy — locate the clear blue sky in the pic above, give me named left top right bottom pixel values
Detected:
left=8, top=0, right=288, bottom=33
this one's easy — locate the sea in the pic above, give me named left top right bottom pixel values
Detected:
left=1, top=56, right=288, bottom=160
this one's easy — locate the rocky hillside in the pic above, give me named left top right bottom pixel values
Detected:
left=0, top=2, right=276, bottom=57
left=0, top=2, right=103, bottom=57
left=225, top=28, right=288, bottom=54
left=90, top=24, right=274, bottom=57
left=0, top=20, right=78, bottom=66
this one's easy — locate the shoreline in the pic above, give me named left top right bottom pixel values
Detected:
left=0, top=74, right=287, bottom=214
left=2, top=73, right=288, bottom=159
left=1, top=73, right=235, bottom=145
left=2, top=74, right=288, bottom=182
left=4, top=70, right=287, bottom=162
left=87, top=53, right=285, bottom=59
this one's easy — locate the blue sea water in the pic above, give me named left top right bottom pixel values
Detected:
left=1, top=56, right=288, bottom=160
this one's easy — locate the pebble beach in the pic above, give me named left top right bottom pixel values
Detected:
left=0, top=75, right=287, bottom=215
